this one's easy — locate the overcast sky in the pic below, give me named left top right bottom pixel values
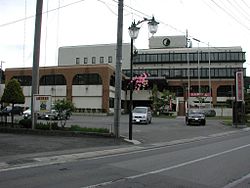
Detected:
left=0, top=0, right=249, bottom=75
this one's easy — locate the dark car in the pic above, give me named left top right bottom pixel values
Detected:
left=186, top=109, right=206, bottom=126
left=201, top=109, right=216, bottom=117
left=0, top=106, right=24, bottom=116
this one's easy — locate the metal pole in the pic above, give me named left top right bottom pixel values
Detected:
left=114, top=0, right=123, bottom=138
left=129, top=38, right=133, bottom=140
left=31, top=0, right=43, bottom=129
left=197, top=43, right=200, bottom=108
left=0, top=61, right=3, bottom=100
left=0, top=61, right=3, bottom=86
left=208, top=43, right=212, bottom=109
left=186, top=31, right=190, bottom=111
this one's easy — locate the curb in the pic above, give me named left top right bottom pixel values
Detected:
left=0, top=127, right=114, bottom=138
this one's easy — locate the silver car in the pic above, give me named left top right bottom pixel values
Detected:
left=132, top=106, right=152, bottom=124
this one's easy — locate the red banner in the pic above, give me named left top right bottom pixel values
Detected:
left=190, top=93, right=211, bottom=97
left=236, top=71, right=244, bottom=101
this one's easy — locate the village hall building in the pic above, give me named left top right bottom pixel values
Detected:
left=4, top=36, right=246, bottom=115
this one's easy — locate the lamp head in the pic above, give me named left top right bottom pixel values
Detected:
left=148, top=16, right=159, bottom=35
left=128, top=21, right=140, bottom=40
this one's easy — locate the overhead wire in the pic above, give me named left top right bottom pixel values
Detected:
left=22, top=0, right=27, bottom=67
left=209, top=0, right=250, bottom=30
left=1, top=0, right=248, bottom=54
left=226, top=0, right=250, bottom=23
left=240, top=0, right=250, bottom=10
left=0, top=0, right=88, bottom=28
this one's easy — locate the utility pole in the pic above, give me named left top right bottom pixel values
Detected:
left=113, top=0, right=123, bottom=138
left=31, top=0, right=43, bottom=129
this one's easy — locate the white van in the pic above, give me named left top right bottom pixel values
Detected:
left=132, top=106, right=152, bottom=124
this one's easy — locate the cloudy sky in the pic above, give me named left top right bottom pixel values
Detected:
left=0, top=0, right=250, bottom=74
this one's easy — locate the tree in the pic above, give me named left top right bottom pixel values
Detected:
left=149, top=84, right=161, bottom=115
left=149, top=84, right=175, bottom=115
left=53, top=99, right=75, bottom=128
left=159, top=89, right=175, bottom=112
left=1, top=79, right=25, bottom=126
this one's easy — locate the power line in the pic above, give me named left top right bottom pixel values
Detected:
left=209, top=0, right=250, bottom=30
left=0, top=0, right=87, bottom=28
left=1, top=0, right=247, bottom=55
left=226, top=0, right=250, bottom=23
left=240, top=0, right=250, bottom=10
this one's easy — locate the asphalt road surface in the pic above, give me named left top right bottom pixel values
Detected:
left=0, top=129, right=250, bottom=188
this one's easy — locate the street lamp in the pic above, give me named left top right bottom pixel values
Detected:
left=128, top=16, right=159, bottom=140
left=0, top=61, right=5, bottom=96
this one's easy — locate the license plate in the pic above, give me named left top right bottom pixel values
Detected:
left=136, top=119, right=140, bottom=122
left=195, top=118, right=198, bottom=120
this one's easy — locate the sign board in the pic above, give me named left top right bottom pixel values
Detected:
left=235, top=71, right=244, bottom=101
left=190, top=93, right=210, bottom=97
left=33, top=95, right=51, bottom=113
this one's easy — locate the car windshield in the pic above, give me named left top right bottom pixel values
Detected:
left=189, top=109, right=204, bottom=114
left=133, top=108, right=147, bottom=113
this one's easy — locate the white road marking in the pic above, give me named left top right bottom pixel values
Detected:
left=82, top=143, right=250, bottom=188
left=223, top=172, right=250, bottom=188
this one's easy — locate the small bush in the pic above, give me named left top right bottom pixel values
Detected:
left=19, top=118, right=32, bottom=128
left=35, top=122, right=59, bottom=130
left=69, top=125, right=109, bottom=133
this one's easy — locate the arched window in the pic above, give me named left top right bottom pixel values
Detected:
left=72, top=73, right=102, bottom=85
left=12, top=75, right=32, bottom=86
left=40, top=74, right=66, bottom=85
left=110, top=75, right=115, bottom=87
left=217, top=85, right=233, bottom=97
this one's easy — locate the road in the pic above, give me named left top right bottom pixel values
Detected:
left=0, top=129, right=249, bottom=188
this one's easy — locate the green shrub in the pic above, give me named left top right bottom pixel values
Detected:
left=69, top=125, right=109, bottom=133
left=35, top=122, right=59, bottom=130
left=19, top=118, right=32, bottom=128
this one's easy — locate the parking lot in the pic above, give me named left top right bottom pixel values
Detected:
left=2, top=114, right=236, bottom=144
left=44, top=114, right=236, bottom=144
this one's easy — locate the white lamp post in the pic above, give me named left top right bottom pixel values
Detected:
left=128, top=16, right=159, bottom=140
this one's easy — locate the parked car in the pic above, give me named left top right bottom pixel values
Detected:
left=44, top=109, right=60, bottom=120
left=132, top=106, right=152, bottom=124
left=0, top=106, right=24, bottom=116
left=201, top=108, right=216, bottom=117
left=23, top=109, right=31, bottom=119
left=186, top=109, right=206, bottom=126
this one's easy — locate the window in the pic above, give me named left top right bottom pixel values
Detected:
left=108, top=56, right=112, bottom=63
left=201, top=68, right=208, bottom=78
left=174, top=69, right=182, bottom=77
left=100, top=57, right=104, bottom=64
left=76, top=57, right=80, bottom=64
left=84, top=57, right=88, bottom=64
left=12, top=75, right=32, bottom=86
left=217, top=85, right=232, bottom=97
left=72, top=73, right=102, bottom=85
left=109, top=98, right=114, bottom=108
left=174, top=54, right=182, bottom=62
left=40, top=74, right=66, bottom=85
left=92, top=57, right=96, bottom=64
